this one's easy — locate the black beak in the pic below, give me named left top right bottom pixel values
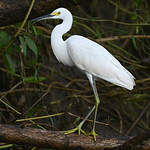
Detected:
left=31, top=14, right=54, bottom=22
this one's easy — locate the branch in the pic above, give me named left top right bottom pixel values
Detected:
left=96, top=35, right=150, bottom=42
left=0, top=124, right=125, bottom=149
left=0, top=124, right=150, bottom=150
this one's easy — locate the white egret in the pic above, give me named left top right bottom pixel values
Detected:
left=32, top=8, right=135, bottom=141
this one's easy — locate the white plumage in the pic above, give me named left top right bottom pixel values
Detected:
left=67, top=35, right=135, bottom=90
left=32, top=7, right=135, bottom=141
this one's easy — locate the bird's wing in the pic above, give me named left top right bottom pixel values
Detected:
left=66, top=35, right=135, bottom=90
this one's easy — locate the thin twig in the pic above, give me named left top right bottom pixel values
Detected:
left=96, top=35, right=150, bottom=42
left=5, top=0, right=35, bottom=50
left=16, top=113, right=64, bottom=122
left=126, top=99, right=150, bottom=135
left=107, top=0, right=144, bottom=21
left=74, top=16, right=149, bottom=26
left=0, top=81, right=23, bottom=114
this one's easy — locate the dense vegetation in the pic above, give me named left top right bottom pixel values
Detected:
left=0, top=0, right=150, bottom=149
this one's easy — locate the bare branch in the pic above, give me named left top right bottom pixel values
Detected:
left=96, top=35, right=150, bottom=42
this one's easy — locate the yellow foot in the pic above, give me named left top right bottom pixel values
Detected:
left=64, top=123, right=86, bottom=135
left=87, top=130, right=98, bottom=141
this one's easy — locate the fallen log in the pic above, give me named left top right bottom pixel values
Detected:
left=0, top=124, right=150, bottom=150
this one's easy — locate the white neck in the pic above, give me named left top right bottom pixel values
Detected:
left=50, top=13, right=74, bottom=66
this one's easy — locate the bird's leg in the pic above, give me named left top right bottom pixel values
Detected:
left=86, top=73, right=100, bottom=141
left=64, top=105, right=95, bottom=135
left=65, top=73, right=100, bottom=140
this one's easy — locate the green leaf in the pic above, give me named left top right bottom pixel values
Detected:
left=136, top=26, right=139, bottom=34
left=32, top=25, right=38, bottom=35
left=32, top=26, right=43, bottom=35
left=24, top=35, right=38, bottom=57
left=131, top=37, right=137, bottom=49
left=0, top=31, right=11, bottom=48
left=0, top=144, right=13, bottom=149
left=130, top=15, right=137, bottom=20
left=5, top=54, right=15, bottom=76
left=73, top=0, right=78, bottom=4
left=19, top=36, right=27, bottom=56
left=135, top=0, right=142, bottom=8
left=24, top=76, right=46, bottom=83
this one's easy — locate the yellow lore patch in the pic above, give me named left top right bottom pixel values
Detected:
left=51, top=11, right=61, bottom=16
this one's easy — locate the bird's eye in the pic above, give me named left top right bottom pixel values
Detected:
left=57, top=11, right=61, bottom=15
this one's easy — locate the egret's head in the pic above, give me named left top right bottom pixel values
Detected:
left=31, top=8, right=71, bottom=22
